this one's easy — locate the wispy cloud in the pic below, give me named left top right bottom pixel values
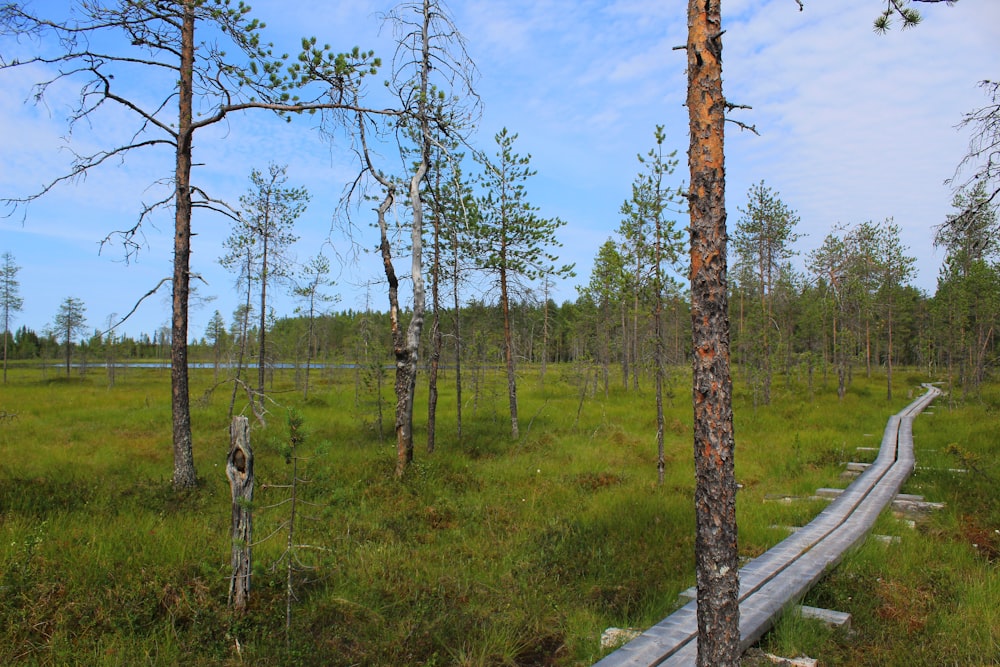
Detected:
left=2, top=0, right=997, bottom=336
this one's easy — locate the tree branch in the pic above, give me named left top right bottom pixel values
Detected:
left=102, top=277, right=172, bottom=335
left=724, top=101, right=758, bottom=135
left=2, top=138, right=174, bottom=215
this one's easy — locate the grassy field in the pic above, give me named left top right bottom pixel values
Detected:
left=0, top=363, right=996, bottom=665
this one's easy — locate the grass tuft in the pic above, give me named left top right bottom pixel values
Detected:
left=0, top=366, right=995, bottom=664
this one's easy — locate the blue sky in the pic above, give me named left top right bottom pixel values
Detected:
left=2, top=0, right=997, bottom=340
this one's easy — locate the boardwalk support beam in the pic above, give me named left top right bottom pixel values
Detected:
left=593, top=385, right=940, bottom=666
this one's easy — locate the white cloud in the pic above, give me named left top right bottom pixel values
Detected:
left=715, top=0, right=1000, bottom=291
left=3, top=0, right=998, bottom=333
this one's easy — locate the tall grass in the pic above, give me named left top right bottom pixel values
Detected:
left=750, top=380, right=1000, bottom=666
left=0, top=365, right=992, bottom=665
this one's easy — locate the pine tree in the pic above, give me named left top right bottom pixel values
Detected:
left=240, top=164, right=307, bottom=415
left=624, top=126, right=685, bottom=483
left=473, top=128, right=573, bottom=439
left=292, top=254, right=336, bottom=401
left=732, top=180, right=800, bottom=406
left=581, top=239, right=628, bottom=395
left=685, top=1, right=739, bottom=661
left=0, top=252, right=23, bottom=384
left=52, top=297, right=87, bottom=377
left=205, top=310, right=228, bottom=383
left=1, top=1, right=382, bottom=488
left=932, top=184, right=1000, bottom=393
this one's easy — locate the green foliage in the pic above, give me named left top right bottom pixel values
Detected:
left=732, top=180, right=802, bottom=406
left=757, top=385, right=1000, bottom=665
left=473, top=128, right=574, bottom=283
left=287, top=407, right=305, bottom=451
left=1, top=251, right=24, bottom=383
left=0, top=252, right=22, bottom=323
left=930, top=183, right=1000, bottom=396
left=1, top=366, right=990, bottom=664
left=50, top=295, right=87, bottom=377
left=221, top=163, right=307, bottom=284
left=874, top=0, right=924, bottom=34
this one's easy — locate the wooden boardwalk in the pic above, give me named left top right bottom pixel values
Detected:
left=594, top=385, right=941, bottom=666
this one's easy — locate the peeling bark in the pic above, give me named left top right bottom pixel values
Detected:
left=226, top=416, right=253, bottom=613
left=686, top=0, right=740, bottom=664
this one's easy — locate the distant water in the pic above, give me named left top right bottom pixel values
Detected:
left=42, top=361, right=363, bottom=370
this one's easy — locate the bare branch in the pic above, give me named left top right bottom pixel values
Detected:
left=2, top=137, right=174, bottom=214
left=724, top=100, right=759, bottom=135
left=725, top=118, right=759, bottom=135
left=190, top=99, right=403, bottom=132
left=102, top=277, right=172, bottom=335
left=191, top=187, right=242, bottom=224
left=98, top=188, right=175, bottom=260
left=945, top=81, right=1000, bottom=225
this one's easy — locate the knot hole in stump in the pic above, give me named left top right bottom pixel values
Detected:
left=233, top=448, right=246, bottom=473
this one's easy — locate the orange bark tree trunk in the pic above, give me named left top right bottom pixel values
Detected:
left=171, top=3, right=196, bottom=489
left=686, top=0, right=740, bottom=664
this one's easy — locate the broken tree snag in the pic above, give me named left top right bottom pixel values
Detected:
left=686, top=0, right=740, bottom=665
left=227, top=416, right=254, bottom=613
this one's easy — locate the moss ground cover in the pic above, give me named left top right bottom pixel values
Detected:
left=751, top=381, right=1000, bottom=666
left=0, top=365, right=994, bottom=665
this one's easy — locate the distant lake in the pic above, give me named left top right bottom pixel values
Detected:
left=44, top=362, right=364, bottom=370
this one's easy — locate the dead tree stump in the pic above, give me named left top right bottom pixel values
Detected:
left=227, top=415, right=254, bottom=612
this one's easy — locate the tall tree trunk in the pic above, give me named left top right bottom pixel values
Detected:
left=427, top=163, right=443, bottom=454
left=427, top=266, right=441, bottom=453
left=258, top=228, right=269, bottom=414
left=377, top=189, right=414, bottom=477
left=365, top=0, right=433, bottom=478
left=886, top=302, right=893, bottom=400
left=737, top=282, right=744, bottom=369
left=229, top=258, right=252, bottom=420
left=655, top=253, right=666, bottom=487
left=620, top=301, right=629, bottom=388
left=601, top=301, right=611, bottom=397
left=686, top=0, right=739, bottom=664
left=837, top=316, right=847, bottom=400
left=500, top=264, right=519, bottom=439
left=452, top=229, right=463, bottom=440
left=373, top=178, right=421, bottom=478
left=763, top=279, right=772, bottom=405
left=393, top=0, right=432, bottom=475
left=865, top=318, right=872, bottom=377
left=171, top=4, right=197, bottom=489
left=632, top=260, right=641, bottom=390
left=541, top=278, right=550, bottom=387
left=974, top=324, right=993, bottom=388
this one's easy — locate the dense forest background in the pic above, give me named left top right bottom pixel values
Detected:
left=6, top=175, right=997, bottom=402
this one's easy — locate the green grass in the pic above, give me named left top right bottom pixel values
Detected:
left=751, top=381, right=1000, bottom=666
left=0, top=365, right=995, bottom=665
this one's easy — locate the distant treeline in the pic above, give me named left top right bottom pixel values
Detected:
left=4, top=274, right=994, bottom=397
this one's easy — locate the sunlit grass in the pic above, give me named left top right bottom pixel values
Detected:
left=752, top=380, right=1000, bottom=666
left=0, top=365, right=994, bottom=665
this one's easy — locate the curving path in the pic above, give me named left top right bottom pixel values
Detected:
left=595, top=385, right=941, bottom=666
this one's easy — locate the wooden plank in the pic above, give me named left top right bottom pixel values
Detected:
left=593, top=385, right=941, bottom=667
left=798, top=605, right=851, bottom=629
